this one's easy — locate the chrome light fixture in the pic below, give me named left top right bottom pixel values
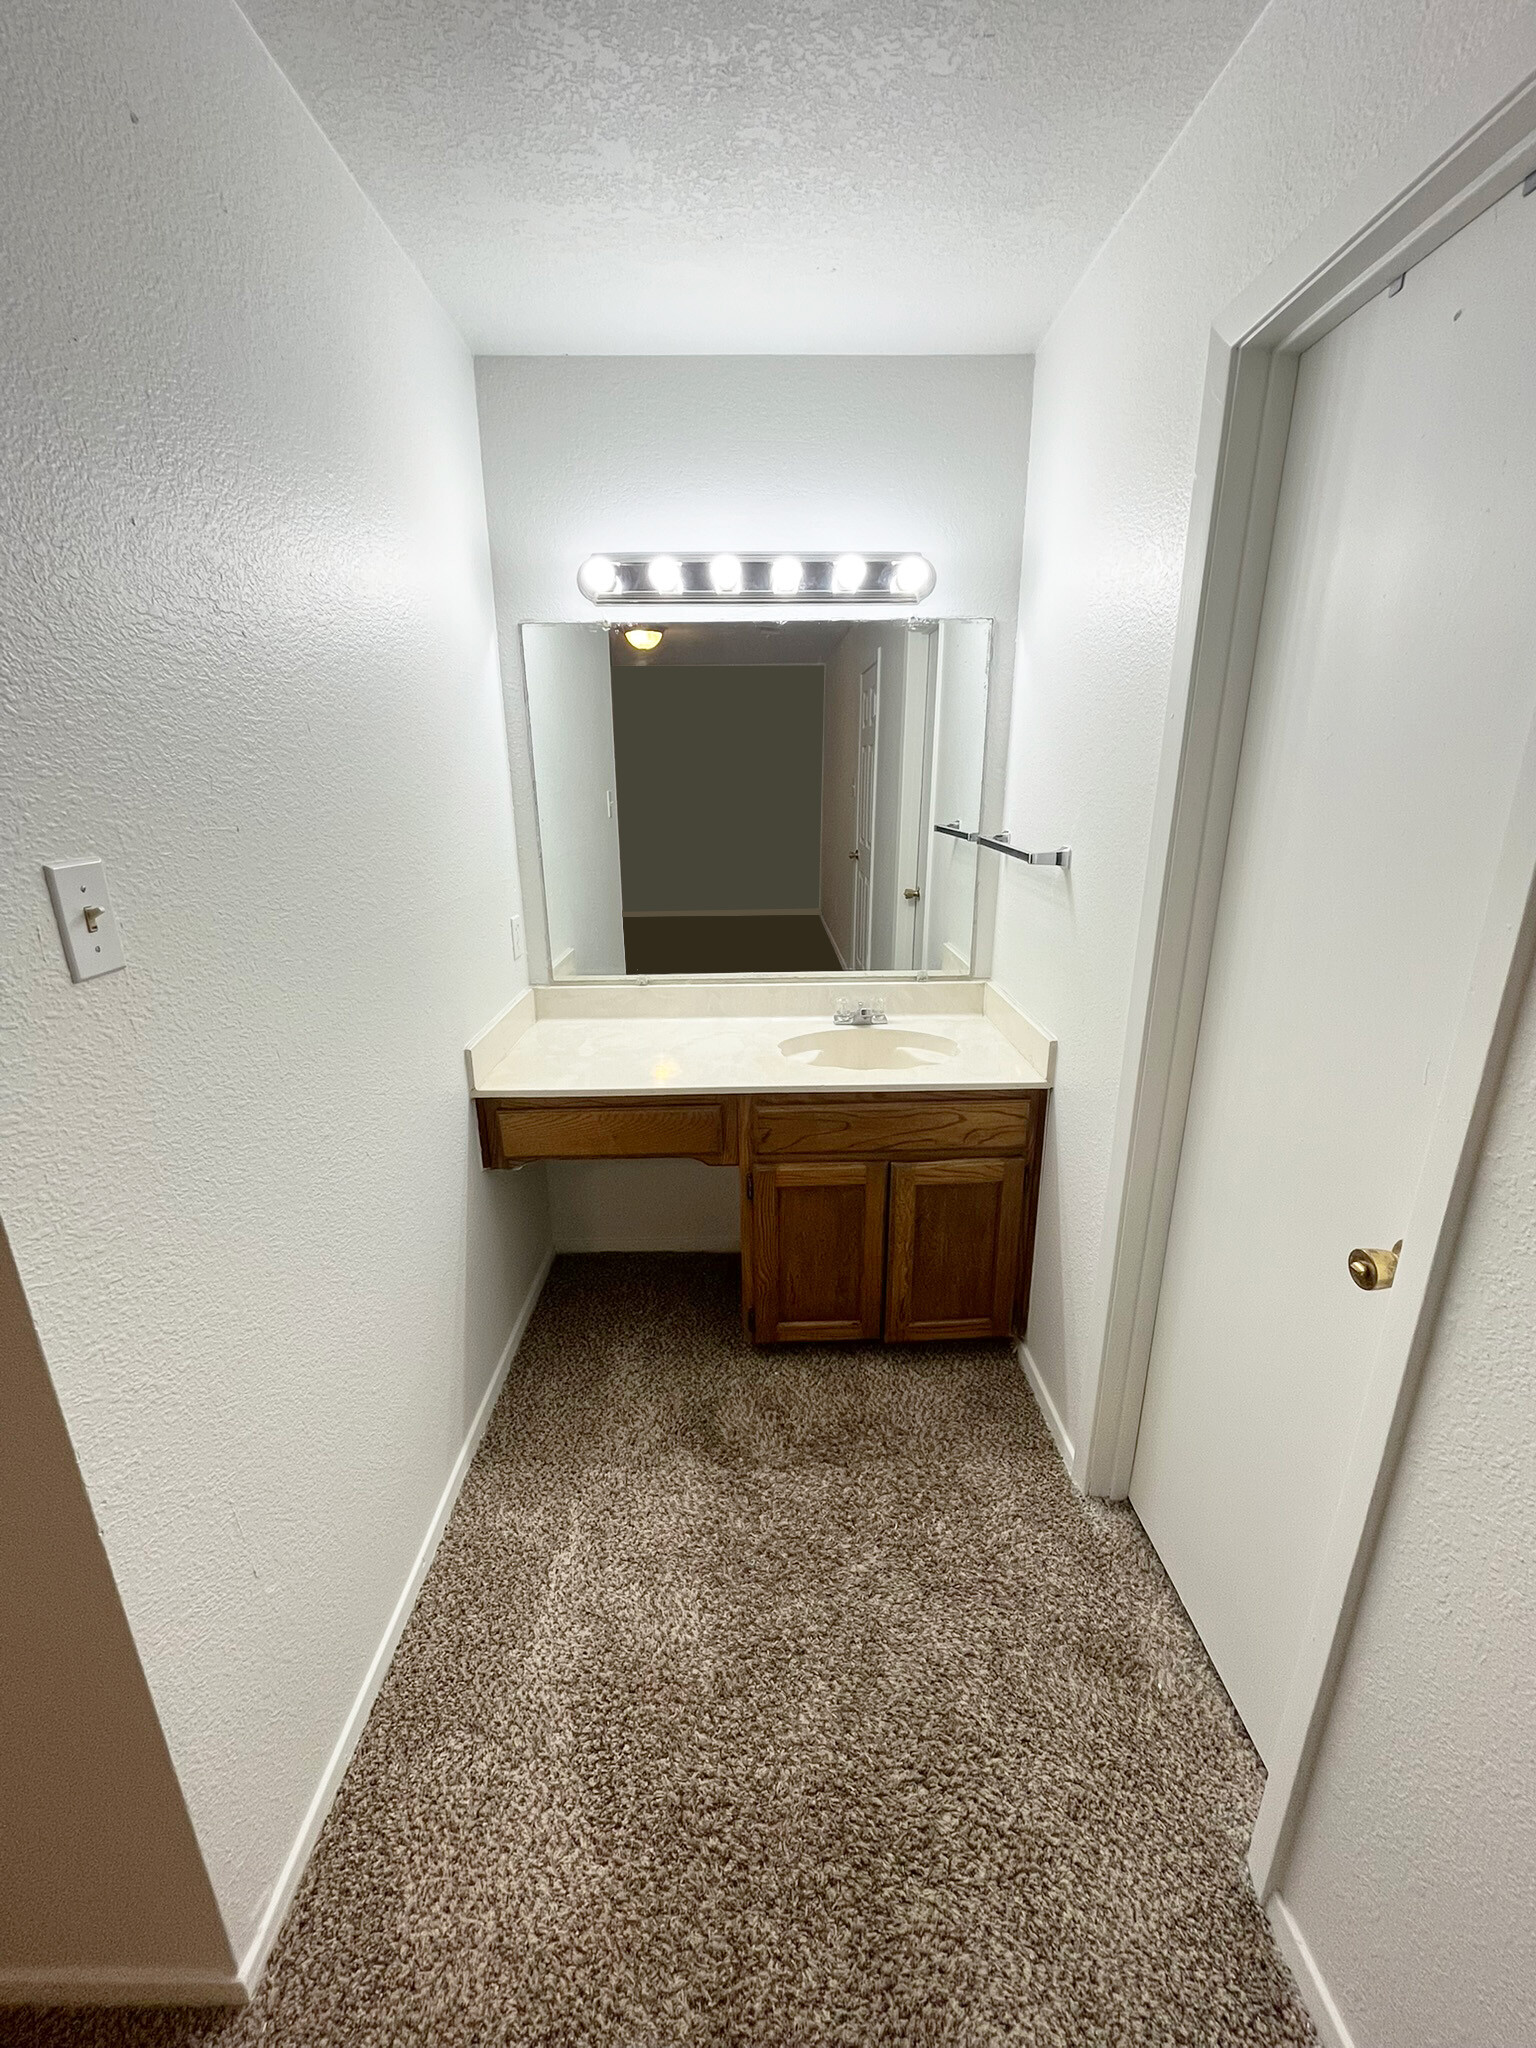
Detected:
left=576, top=554, right=620, bottom=600
left=576, top=553, right=936, bottom=605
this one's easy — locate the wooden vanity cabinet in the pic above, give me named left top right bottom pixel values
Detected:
left=741, top=1091, right=1044, bottom=1347
left=477, top=1084, right=1045, bottom=1348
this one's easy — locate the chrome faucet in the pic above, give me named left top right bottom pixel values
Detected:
left=834, top=998, right=887, bottom=1028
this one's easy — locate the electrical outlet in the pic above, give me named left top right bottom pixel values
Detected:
left=44, top=859, right=125, bottom=982
left=510, top=914, right=524, bottom=960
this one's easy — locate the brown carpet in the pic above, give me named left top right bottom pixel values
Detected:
left=5, top=1255, right=1314, bottom=2047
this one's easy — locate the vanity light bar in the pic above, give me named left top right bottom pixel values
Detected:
left=576, top=553, right=936, bottom=604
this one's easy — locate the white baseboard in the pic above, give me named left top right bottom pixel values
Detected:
left=822, top=915, right=849, bottom=970
left=1268, top=1893, right=1357, bottom=2048
left=0, top=1965, right=246, bottom=2009
left=1017, top=1338, right=1076, bottom=1477
left=235, top=1244, right=555, bottom=1996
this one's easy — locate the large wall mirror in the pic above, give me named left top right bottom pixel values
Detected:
left=520, top=618, right=992, bottom=980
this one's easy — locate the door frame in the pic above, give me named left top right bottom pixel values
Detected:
left=1073, top=70, right=1536, bottom=1903
left=899, top=624, right=941, bottom=970
left=852, top=654, right=879, bottom=969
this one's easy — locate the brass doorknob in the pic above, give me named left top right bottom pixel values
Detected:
left=1348, top=1239, right=1402, bottom=1291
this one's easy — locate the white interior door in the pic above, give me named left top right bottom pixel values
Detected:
left=1130, top=181, right=1536, bottom=1761
left=852, top=658, right=878, bottom=971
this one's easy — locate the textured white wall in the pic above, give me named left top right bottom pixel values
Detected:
left=0, top=0, right=550, bottom=1969
left=1280, top=945, right=1536, bottom=2046
left=992, top=0, right=1536, bottom=1452
left=474, top=355, right=1031, bottom=644
left=477, top=355, right=1031, bottom=1247
left=990, top=5, right=1536, bottom=2040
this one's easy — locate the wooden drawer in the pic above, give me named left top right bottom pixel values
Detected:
left=747, top=1092, right=1038, bottom=1163
left=478, top=1095, right=738, bottom=1167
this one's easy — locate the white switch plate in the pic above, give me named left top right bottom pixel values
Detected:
left=44, top=859, right=125, bottom=982
left=510, top=914, right=524, bottom=959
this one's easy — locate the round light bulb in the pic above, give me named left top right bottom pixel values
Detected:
left=709, top=553, right=743, bottom=594
left=769, top=555, right=803, bottom=596
left=624, top=627, right=664, bottom=652
left=578, top=555, right=619, bottom=599
left=891, top=554, right=935, bottom=598
left=832, top=553, right=868, bottom=594
left=647, top=554, right=684, bottom=595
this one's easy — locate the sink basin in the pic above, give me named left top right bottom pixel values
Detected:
left=778, top=1027, right=960, bottom=1072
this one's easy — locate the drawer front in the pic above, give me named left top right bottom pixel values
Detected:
left=748, top=1092, right=1038, bottom=1163
left=480, top=1096, right=737, bottom=1166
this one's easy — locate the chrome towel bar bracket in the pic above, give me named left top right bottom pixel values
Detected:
left=935, top=822, right=1071, bottom=870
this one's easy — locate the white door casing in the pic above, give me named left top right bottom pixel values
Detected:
left=1128, top=177, right=1536, bottom=1762
left=852, top=657, right=878, bottom=971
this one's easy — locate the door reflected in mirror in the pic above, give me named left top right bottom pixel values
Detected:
left=520, top=618, right=991, bottom=979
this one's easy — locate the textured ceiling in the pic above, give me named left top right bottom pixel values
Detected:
left=243, top=0, right=1266, bottom=354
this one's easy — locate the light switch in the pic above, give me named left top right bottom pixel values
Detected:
left=510, top=914, right=524, bottom=960
left=44, top=859, right=125, bottom=982
left=606, top=789, right=615, bottom=820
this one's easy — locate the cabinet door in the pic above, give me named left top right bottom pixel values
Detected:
left=885, top=1159, right=1025, bottom=1341
left=749, top=1162, right=886, bottom=1342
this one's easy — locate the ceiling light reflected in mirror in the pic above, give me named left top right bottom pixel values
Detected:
left=520, top=616, right=992, bottom=983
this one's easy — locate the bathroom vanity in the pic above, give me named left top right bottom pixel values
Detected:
left=469, top=980, right=1052, bottom=1346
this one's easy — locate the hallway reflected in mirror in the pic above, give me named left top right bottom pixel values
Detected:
left=520, top=618, right=992, bottom=980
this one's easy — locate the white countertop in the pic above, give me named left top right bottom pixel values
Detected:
left=467, top=978, right=1053, bottom=1098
